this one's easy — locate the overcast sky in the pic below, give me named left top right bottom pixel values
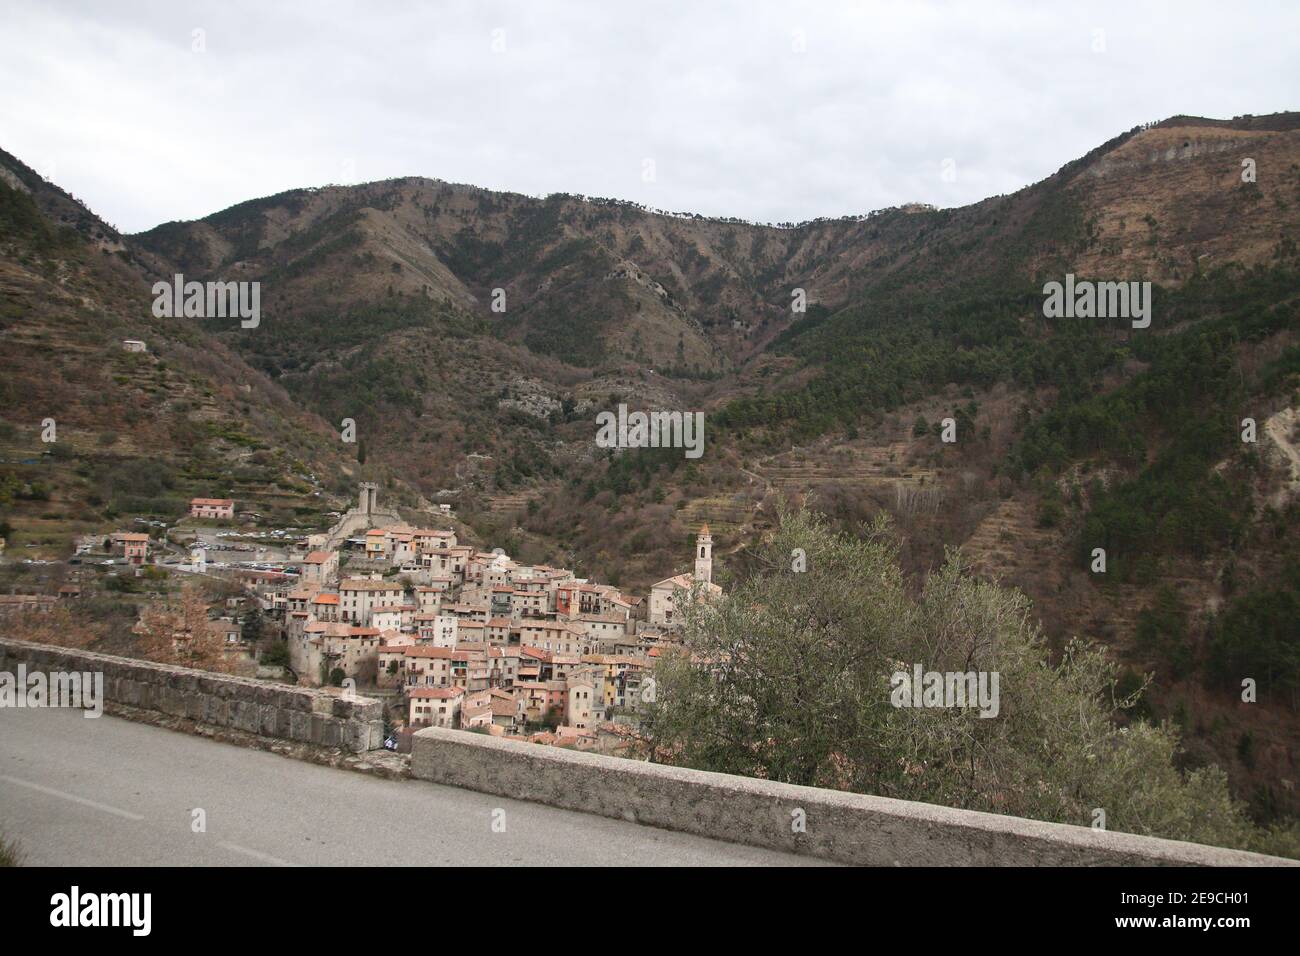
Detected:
left=2, top=1, right=1297, bottom=234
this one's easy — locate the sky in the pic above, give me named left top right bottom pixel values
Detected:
left=1, top=0, right=1297, bottom=234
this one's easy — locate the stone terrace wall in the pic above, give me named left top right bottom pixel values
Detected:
left=0, top=638, right=384, bottom=753
left=413, top=726, right=1297, bottom=867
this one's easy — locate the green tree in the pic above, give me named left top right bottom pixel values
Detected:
left=241, top=606, right=267, bottom=644
left=260, top=639, right=290, bottom=669
left=641, top=506, right=1294, bottom=855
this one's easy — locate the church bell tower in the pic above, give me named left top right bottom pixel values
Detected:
left=694, top=523, right=713, bottom=585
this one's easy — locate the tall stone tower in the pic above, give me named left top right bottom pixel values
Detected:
left=694, top=523, right=713, bottom=585
left=359, top=481, right=379, bottom=515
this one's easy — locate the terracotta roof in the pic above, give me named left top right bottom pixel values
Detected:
left=410, top=687, right=464, bottom=700
left=404, top=646, right=455, bottom=659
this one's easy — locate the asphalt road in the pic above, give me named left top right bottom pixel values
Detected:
left=0, top=709, right=826, bottom=866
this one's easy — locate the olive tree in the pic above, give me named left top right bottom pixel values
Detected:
left=640, top=507, right=1294, bottom=856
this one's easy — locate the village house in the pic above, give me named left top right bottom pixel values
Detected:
left=566, top=671, right=597, bottom=731
left=520, top=620, right=589, bottom=656
left=409, top=686, right=464, bottom=729
left=112, top=531, right=150, bottom=566
left=413, top=585, right=446, bottom=615
left=309, top=592, right=340, bottom=623
left=456, top=620, right=487, bottom=646
left=573, top=612, right=628, bottom=644
left=285, top=588, right=316, bottom=614
left=485, top=617, right=513, bottom=645
left=364, top=529, right=388, bottom=560
left=414, top=613, right=457, bottom=647
left=189, top=497, right=235, bottom=520
left=299, top=550, right=339, bottom=586
left=510, top=588, right=548, bottom=619
left=389, top=532, right=416, bottom=566
left=286, top=620, right=383, bottom=686
left=461, top=688, right=525, bottom=733
left=442, top=601, right=488, bottom=623
left=339, top=577, right=406, bottom=625
left=412, top=528, right=457, bottom=554
left=377, top=645, right=409, bottom=688
left=404, top=645, right=455, bottom=688
left=450, top=648, right=494, bottom=692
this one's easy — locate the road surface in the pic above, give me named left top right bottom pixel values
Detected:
left=0, top=709, right=826, bottom=866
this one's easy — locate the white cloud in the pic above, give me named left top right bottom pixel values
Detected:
left=1, top=0, right=1296, bottom=232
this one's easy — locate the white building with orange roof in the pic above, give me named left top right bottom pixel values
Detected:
left=189, top=497, right=235, bottom=520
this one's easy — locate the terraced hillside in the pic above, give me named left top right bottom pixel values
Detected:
left=0, top=150, right=374, bottom=557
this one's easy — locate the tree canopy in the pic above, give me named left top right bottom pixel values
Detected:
left=640, top=507, right=1298, bottom=857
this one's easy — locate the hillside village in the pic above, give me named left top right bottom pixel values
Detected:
left=2, top=109, right=1298, bottom=834
left=283, top=485, right=720, bottom=749
left=1, top=482, right=723, bottom=753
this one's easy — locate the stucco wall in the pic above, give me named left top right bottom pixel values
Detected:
left=0, top=638, right=384, bottom=752
left=412, top=726, right=1296, bottom=867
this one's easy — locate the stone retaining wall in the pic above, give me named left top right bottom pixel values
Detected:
left=412, top=726, right=1296, bottom=867
left=0, top=638, right=384, bottom=752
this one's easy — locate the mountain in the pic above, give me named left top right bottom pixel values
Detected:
left=2, top=111, right=1298, bottom=820
left=0, top=148, right=392, bottom=560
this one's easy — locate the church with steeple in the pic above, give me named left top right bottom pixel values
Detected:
left=648, top=524, right=723, bottom=628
